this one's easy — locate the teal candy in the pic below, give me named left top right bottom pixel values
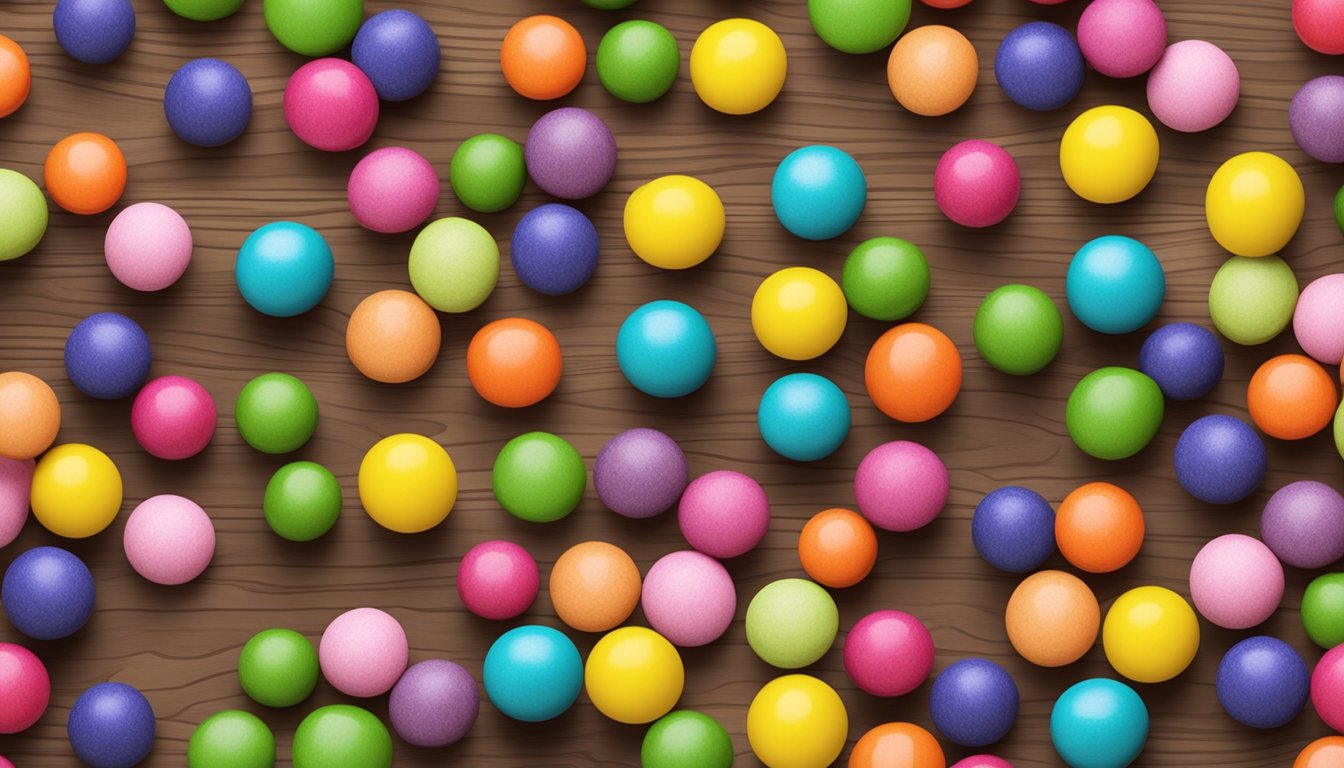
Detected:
left=1066, top=235, right=1164, bottom=335
left=482, top=625, right=584, bottom=722
left=597, top=21, right=680, bottom=103
left=757, top=372, right=851, bottom=462
left=1050, top=678, right=1149, bottom=768
left=235, top=221, right=333, bottom=317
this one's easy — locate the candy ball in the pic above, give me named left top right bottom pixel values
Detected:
left=319, top=607, right=408, bottom=697
left=238, top=628, right=319, bottom=707
left=798, top=508, right=877, bottom=588
left=492, top=431, right=584, bottom=523
left=0, top=643, right=50, bottom=734
left=283, top=58, right=378, bottom=152
left=104, top=202, right=192, bottom=291
left=0, top=372, right=59, bottom=460
left=1102, top=585, right=1199, bottom=683
left=624, top=175, right=726, bottom=270
left=594, top=428, right=687, bottom=519
left=597, top=20, right=679, bottom=103
left=1294, top=0, right=1344, bottom=54
left=510, top=204, right=600, bottom=295
left=641, top=550, right=737, bottom=647
left=501, top=15, right=585, bottom=100
left=164, top=0, right=242, bottom=20
left=1248, top=354, right=1335, bottom=439
left=2, top=547, right=94, bottom=640
left=450, top=133, right=526, bottom=213
left=1294, top=274, right=1344, bottom=364
left=585, top=626, right=684, bottom=724
left=1076, top=0, right=1166, bottom=77
left=1216, top=636, right=1308, bottom=729
left=1304, top=573, right=1344, bottom=649
left=235, top=222, right=333, bottom=317
left=0, top=35, right=31, bottom=119
left=1066, top=235, right=1165, bottom=334
left=929, top=658, right=1019, bottom=747
left=843, top=610, right=934, bottom=697
left=972, top=486, right=1055, bottom=573
left=1208, top=255, right=1298, bottom=344
left=457, top=540, right=538, bottom=620
left=467, top=317, right=564, bottom=408
left=1337, top=185, right=1344, bottom=232
left=67, top=683, right=154, bottom=768
left=31, top=444, right=122, bottom=539
left=842, top=237, right=929, bottom=321
left=1189, top=533, right=1283, bottom=629
left=851, top=722, right=944, bottom=768
left=1290, top=75, right=1344, bottom=162
left=53, top=0, right=135, bottom=63
left=291, top=705, right=391, bottom=768
left=935, top=140, right=1020, bottom=228
left=263, top=0, right=362, bottom=56
left=0, top=457, right=33, bottom=548
left=1312, top=644, right=1344, bottom=732
left=757, top=373, right=850, bottom=462
left=408, top=216, right=499, bottom=313
left=1050, top=678, right=1148, bottom=768
left=678, top=470, right=770, bottom=558
left=1056, top=482, right=1144, bottom=573
left=1138, top=322, right=1223, bottom=400
left=188, top=710, right=275, bottom=768
left=482, top=625, right=583, bottom=722
left=1065, top=367, right=1164, bottom=460
left=351, top=10, right=439, bottom=101
left=809, top=0, right=910, bottom=53
left=347, top=147, right=439, bottom=234
left=951, top=756, right=1013, bottom=768
left=617, top=300, right=717, bottom=398
left=123, top=494, right=215, bottom=585
left=752, top=267, right=847, bottom=360
left=359, top=433, right=457, bottom=533
left=131, top=375, right=217, bottom=460
left=1298, top=736, right=1344, bottom=768
left=771, top=145, right=867, bottom=240
left=264, top=461, right=341, bottom=542
left=525, top=108, right=617, bottom=200
left=974, top=284, right=1063, bottom=375
left=345, top=289, right=442, bottom=383
left=1174, top=414, right=1266, bottom=504
left=388, top=660, right=479, bottom=748
left=45, top=132, right=127, bottom=215
left=163, top=58, right=251, bottom=147
left=234, top=372, right=318, bottom=454
left=887, top=25, right=978, bottom=116
left=64, top=311, right=152, bottom=400
left=690, top=19, right=787, bottom=115
left=550, top=541, right=641, bottom=633
left=865, top=323, right=963, bottom=423
left=1006, top=570, right=1099, bottom=667
left=642, top=710, right=734, bottom=768
left=1205, top=151, right=1304, bottom=258
left=1262, top=481, right=1344, bottom=569
left=995, top=22, right=1084, bottom=111
left=0, top=169, right=47, bottom=261
left=745, top=578, right=839, bottom=669
left=1147, top=40, right=1239, bottom=132
left=1059, top=106, right=1158, bottom=204
left=747, top=675, right=847, bottom=768
left=855, top=440, right=949, bottom=532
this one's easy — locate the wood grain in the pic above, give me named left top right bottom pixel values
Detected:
left=2, top=0, right=1343, bottom=764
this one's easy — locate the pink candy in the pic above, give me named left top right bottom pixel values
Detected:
left=854, top=441, right=949, bottom=532
left=319, top=607, right=408, bottom=697
left=843, top=609, right=934, bottom=697
left=1077, top=0, right=1167, bottom=78
left=284, top=58, right=379, bottom=152
left=1312, top=643, right=1344, bottom=733
left=934, top=140, right=1020, bottom=228
left=104, top=202, right=193, bottom=291
left=641, top=550, right=737, bottom=647
left=456, top=540, right=539, bottom=620
left=1293, top=274, right=1344, bottom=366
left=1146, top=40, right=1240, bottom=132
left=0, top=457, right=33, bottom=548
left=1188, top=533, right=1284, bottom=630
left=123, top=494, right=216, bottom=585
left=131, top=375, right=217, bottom=460
left=951, top=757, right=1014, bottom=768
left=0, top=642, right=49, bottom=734
left=348, top=147, right=440, bottom=234
left=678, top=470, right=770, bottom=559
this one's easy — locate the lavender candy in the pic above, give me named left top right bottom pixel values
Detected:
left=388, top=660, right=480, bottom=748
left=594, top=428, right=689, bottom=519
left=1262, top=480, right=1344, bottom=569
left=524, top=107, right=617, bottom=199
left=1290, top=75, right=1344, bottom=163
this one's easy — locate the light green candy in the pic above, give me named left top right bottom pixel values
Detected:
left=1335, top=401, right=1344, bottom=461
left=1208, top=255, right=1298, bottom=345
left=408, top=217, right=499, bottom=313
left=0, top=169, right=48, bottom=261
left=745, top=578, right=838, bottom=669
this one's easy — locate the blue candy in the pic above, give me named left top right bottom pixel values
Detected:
left=616, top=300, right=717, bottom=398
left=1066, top=235, right=1165, bottom=335
left=164, top=58, right=252, bottom=147
left=510, top=204, right=599, bottom=296
left=235, top=222, right=334, bottom=317
left=1216, top=636, right=1309, bottom=729
left=53, top=0, right=135, bottom=64
left=1050, top=678, right=1149, bottom=768
left=482, top=625, right=583, bottom=722
left=352, top=10, right=441, bottom=102
left=995, top=21, right=1085, bottom=112
left=972, top=486, right=1056, bottom=572
left=1174, top=414, right=1266, bottom=504
left=68, top=682, right=156, bottom=768
left=757, top=372, right=851, bottom=462
left=771, top=145, right=867, bottom=240
left=65, top=312, right=152, bottom=400
left=929, top=658, right=1019, bottom=747
left=2, top=546, right=96, bottom=640
left=1139, top=322, right=1224, bottom=401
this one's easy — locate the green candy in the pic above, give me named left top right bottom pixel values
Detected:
left=1336, top=401, right=1344, bottom=461
left=583, top=0, right=638, bottom=8
left=239, top=628, right=319, bottom=707
left=841, top=237, right=929, bottom=321
left=292, top=705, right=392, bottom=768
left=264, top=461, right=341, bottom=541
left=449, top=134, right=526, bottom=213
left=808, top=0, right=911, bottom=54
left=597, top=21, right=680, bottom=104
left=642, top=710, right=734, bottom=768
left=188, top=710, right=276, bottom=768
left=0, top=169, right=48, bottom=262
left=1303, top=573, right=1344, bottom=649
left=974, top=284, right=1064, bottom=375
left=1335, top=183, right=1344, bottom=235
left=263, top=0, right=363, bottom=56
left=1065, top=367, right=1164, bottom=460
left=164, top=0, right=245, bottom=21
left=408, top=217, right=500, bottom=312
left=1208, top=255, right=1298, bottom=345
left=744, top=578, right=838, bottom=669
left=492, top=432, right=586, bottom=523
left=235, top=372, right=318, bottom=454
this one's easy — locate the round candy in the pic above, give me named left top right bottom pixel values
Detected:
left=1059, top=106, right=1158, bottom=204
left=67, top=683, right=154, bottom=768
left=642, top=710, right=734, bottom=768
left=808, top=0, right=910, bottom=53
left=1102, top=585, right=1199, bottom=683
left=408, top=216, right=500, bottom=313
left=1208, top=255, right=1298, bottom=344
left=510, top=204, right=599, bottom=295
left=752, top=268, right=848, bottom=361
left=291, top=705, right=391, bottom=768
left=747, top=675, right=847, bottom=768
left=319, top=607, right=408, bottom=698
left=1189, top=533, right=1283, bottom=629
left=1205, top=152, right=1304, bottom=258
left=851, top=722, right=945, bottom=768
left=0, top=643, right=49, bottom=734
left=345, top=289, right=442, bottom=383
left=586, top=0, right=640, bottom=10
left=1174, top=414, right=1266, bottom=504
left=45, top=132, right=127, bottom=215
left=1295, top=0, right=1344, bottom=53
left=1138, top=322, right=1224, bottom=400
left=1146, top=40, right=1239, bottom=132
left=235, top=222, right=334, bottom=317
left=973, top=285, right=1063, bottom=375
left=678, top=470, right=770, bottom=558
left=843, top=610, right=934, bottom=697
left=757, top=372, right=850, bottom=461
left=31, top=444, right=122, bottom=539
left=164, top=58, right=252, bottom=147
left=597, top=21, right=679, bottom=103
left=525, top=108, right=617, bottom=200
left=188, top=710, right=275, bottom=768
left=617, top=300, right=717, bottom=398
left=1305, top=573, right=1344, bottom=648
left=593, top=428, right=688, bottom=519
left=0, top=372, right=58, bottom=460
left=238, top=628, right=318, bottom=707
left=842, top=237, right=929, bottom=321
left=972, top=486, right=1055, bottom=573
left=1050, top=678, right=1149, bottom=768
left=771, top=145, right=866, bottom=241
left=1298, top=737, right=1344, bottom=768
left=855, top=440, right=949, bottom=532
left=1007, top=570, right=1099, bottom=667
left=131, top=375, right=217, bottom=460
left=105, top=202, right=192, bottom=291
left=745, top=578, right=838, bottom=669
left=1065, top=367, right=1164, bottom=460
left=1294, top=274, right=1344, bottom=364
left=1216, top=636, right=1308, bottom=729
left=347, top=146, right=439, bottom=233
left=0, top=35, right=31, bottom=118
left=388, top=660, right=479, bottom=748
left=1338, top=186, right=1344, bottom=232
left=585, top=626, right=684, bottom=724
left=358, top=433, right=457, bottom=533
left=284, top=58, right=378, bottom=152
left=0, top=169, right=47, bottom=261
left=1290, top=75, right=1344, bottom=163
left=0, top=457, right=33, bottom=548
left=1313, top=644, right=1344, bottom=732
left=123, top=494, right=214, bottom=585
left=550, top=540, right=641, bottom=633
left=624, top=175, right=725, bottom=270
left=2, top=547, right=94, bottom=640
left=641, top=550, right=737, bottom=647
left=690, top=19, right=787, bottom=115
left=164, top=0, right=242, bottom=20
left=492, top=431, right=584, bottom=523
left=1056, top=482, right=1144, bottom=573
left=951, top=756, right=1014, bottom=768
left=501, top=15, right=585, bottom=100
left=929, top=658, right=1019, bottom=747
left=457, top=540, right=538, bottom=620
left=935, top=140, right=1020, bottom=227
left=1076, top=0, right=1167, bottom=78
left=482, top=625, right=583, bottom=722
left=995, top=22, right=1084, bottom=111
left=263, top=0, right=362, bottom=56
left=865, top=323, right=962, bottom=423
left=887, top=25, right=977, bottom=116
left=1262, top=481, right=1344, bottom=569
left=351, top=10, right=439, bottom=101
left=450, top=134, right=526, bottom=213
left=65, top=312, right=152, bottom=400
left=235, top=372, right=318, bottom=454
left=264, top=461, right=341, bottom=541
left=1066, top=235, right=1165, bottom=334
left=798, top=508, right=877, bottom=588
left=1248, top=354, right=1335, bottom=439
left=53, top=0, right=135, bottom=63
left=467, top=318, right=562, bottom=408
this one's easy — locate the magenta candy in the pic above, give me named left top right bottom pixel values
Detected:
left=319, top=607, right=409, bottom=697
left=854, top=441, right=949, bottom=532
left=1312, top=643, right=1344, bottom=733
left=951, top=757, right=1014, bottom=768
left=934, top=140, right=1019, bottom=228
left=1146, top=40, right=1239, bottom=132
left=283, top=58, right=379, bottom=152
left=843, top=609, right=934, bottom=697
left=1290, top=75, right=1344, bottom=163
left=347, top=147, right=440, bottom=233
left=0, top=457, right=33, bottom=548
left=1189, top=533, right=1284, bottom=630
left=641, top=550, right=737, bottom=647
left=1294, top=274, right=1344, bottom=366
left=593, top=428, right=689, bottom=519
left=678, top=470, right=770, bottom=558
left=388, top=659, right=480, bottom=748
left=122, top=494, right=215, bottom=585
left=0, top=642, right=49, bottom=734
left=524, top=108, right=617, bottom=200
left=1261, top=481, right=1344, bottom=569
left=1076, top=0, right=1167, bottom=78
left=456, top=540, right=539, bottom=620
left=131, top=375, right=217, bottom=460
left=104, top=202, right=193, bottom=291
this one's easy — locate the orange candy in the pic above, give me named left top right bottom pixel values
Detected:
left=0, top=35, right=31, bottom=118
left=1005, top=570, right=1100, bottom=667
left=1247, top=353, right=1336, bottom=440
left=798, top=508, right=878, bottom=588
left=886, top=25, right=978, bottom=117
left=501, top=15, right=586, bottom=100
left=849, top=722, right=946, bottom=768
left=346, top=290, right=442, bottom=384
left=865, top=322, right=962, bottom=423
left=44, top=132, right=127, bottom=215
left=0, top=371, right=61, bottom=460
left=1296, top=736, right=1344, bottom=768
left=549, top=541, right=642, bottom=633
left=467, top=317, right=562, bottom=408
left=1055, top=482, right=1144, bottom=573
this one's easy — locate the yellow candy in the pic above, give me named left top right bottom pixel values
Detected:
left=30, top=443, right=122, bottom=538
left=357, top=433, right=457, bottom=534
left=747, top=674, right=848, bottom=768
left=752, top=267, right=847, bottom=360
left=1102, top=585, right=1200, bottom=683
left=690, top=18, right=787, bottom=115
left=1205, top=151, right=1304, bottom=258
left=624, top=175, right=726, bottom=270
left=584, top=626, right=684, bottom=724
left=1059, top=105, right=1159, bottom=204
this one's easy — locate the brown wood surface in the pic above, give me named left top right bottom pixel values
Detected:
left=2, top=0, right=1343, bottom=764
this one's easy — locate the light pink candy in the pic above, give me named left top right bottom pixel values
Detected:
left=123, top=494, right=216, bottom=585
left=284, top=58, right=379, bottom=152
left=641, top=550, right=737, bottom=647
left=319, top=607, right=409, bottom=697
left=0, top=457, right=33, bottom=549
left=934, top=140, right=1020, bottom=228
left=1146, top=40, right=1239, bottom=132
left=1293, top=274, right=1344, bottom=365
left=131, top=375, right=217, bottom=460
left=347, top=147, right=440, bottom=234
left=104, top=202, right=193, bottom=291
left=1188, top=533, right=1284, bottom=630
left=1077, top=0, right=1167, bottom=78
left=854, top=441, right=949, bottom=532
left=951, top=757, right=1014, bottom=768
left=678, top=470, right=770, bottom=559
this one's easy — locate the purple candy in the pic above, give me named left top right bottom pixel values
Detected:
left=594, top=428, right=689, bottom=519
left=1290, top=75, right=1344, bottom=163
left=388, top=659, right=480, bottom=748
left=1262, top=481, right=1344, bottom=569
left=524, top=108, right=617, bottom=200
